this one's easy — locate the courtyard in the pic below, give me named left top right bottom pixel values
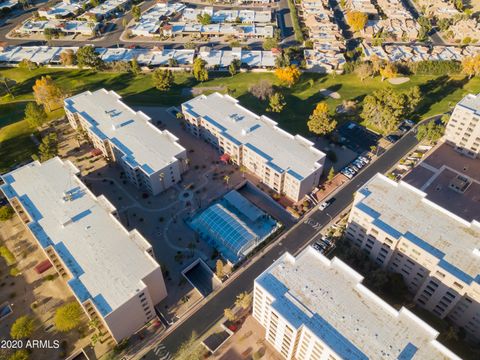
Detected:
left=0, top=213, right=113, bottom=360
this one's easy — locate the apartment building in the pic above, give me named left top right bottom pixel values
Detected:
left=0, top=158, right=167, bottom=343
left=346, top=173, right=480, bottom=339
left=181, top=93, right=326, bottom=202
left=253, top=247, right=460, bottom=360
left=445, top=93, right=480, bottom=158
left=65, top=89, right=188, bottom=195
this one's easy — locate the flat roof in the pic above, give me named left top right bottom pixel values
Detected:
left=0, top=158, right=159, bottom=316
left=403, top=143, right=480, bottom=222
left=182, top=93, right=325, bottom=179
left=457, top=93, right=480, bottom=115
left=64, top=89, right=185, bottom=174
left=256, top=248, right=460, bottom=360
left=357, top=174, right=480, bottom=284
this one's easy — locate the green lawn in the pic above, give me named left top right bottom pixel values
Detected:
left=1, top=67, right=480, bottom=173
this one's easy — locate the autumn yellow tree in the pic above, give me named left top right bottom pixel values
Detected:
left=307, top=102, right=337, bottom=136
left=379, top=63, right=398, bottom=81
left=275, top=65, right=301, bottom=88
left=32, top=76, right=64, bottom=112
left=346, top=11, right=368, bottom=32
left=462, top=54, right=480, bottom=79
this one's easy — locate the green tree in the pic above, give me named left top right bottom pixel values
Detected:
left=224, top=308, right=236, bottom=322
left=416, top=121, right=445, bottom=143
left=131, top=5, right=141, bottom=22
left=267, top=92, right=286, bottom=113
left=197, top=13, right=212, bottom=25
left=0, top=246, right=16, bottom=264
left=54, top=302, right=83, bottom=332
left=215, top=260, right=224, bottom=279
left=235, top=292, right=252, bottom=309
left=0, top=206, right=14, bottom=221
left=76, top=46, right=104, bottom=70
left=263, top=36, right=279, bottom=51
left=174, top=332, right=204, bottom=360
left=152, top=69, right=174, bottom=91
left=9, top=350, right=29, bottom=360
left=90, top=0, right=99, bottom=6
left=193, top=58, right=208, bottom=82
left=361, top=88, right=415, bottom=134
left=24, top=102, right=47, bottom=129
left=307, top=102, right=337, bottom=136
left=10, top=316, right=35, bottom=339
left=130, top=58, right=141, bottom=76
left=327, top=167, right=335, bottom=181
left=32, top=133, right=58, bottom=162
left=168, top=57, right=178, bottom=67
left=228, top=58, right=241, bottom=76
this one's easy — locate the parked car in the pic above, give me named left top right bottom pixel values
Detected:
left=403, top=119, right=415, bottom=127
left=358, top=155, right=370, bottom=164
left=341, top=168, right=354, bottom=179
left=319, top=197, right=336, bottom=211
left=386, top=134, right=400, bottom=143
left=398, top=125, right=411, bottom=133
left=353, top=159, right=364, bottom=169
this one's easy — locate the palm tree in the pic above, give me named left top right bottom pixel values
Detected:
left=239, top=165, right=247, bottom=178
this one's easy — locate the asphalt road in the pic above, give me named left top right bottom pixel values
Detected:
left=142, top=131, right=419, bottom=359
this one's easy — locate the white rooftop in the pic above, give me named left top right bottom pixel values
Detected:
left=182, top=93, right=325, bottom=179
left=356, top=174, right=480, bottom=283
left=198, top=47, right=276, bottom=67
left=182, top=7, right=272, bottom=24
left=64, top=89, right=185, bottom=174
left=256, top=247, right=460, bottom=360
left=457, top=93, right=480, bottom=115
left=1, top=158, right=159, bottom=316
left=89, top=0, right=128, bottom=16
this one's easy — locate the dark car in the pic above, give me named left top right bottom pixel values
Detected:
left=398, top=125, right=411, bottom=133
left=386, top=134, right=400, bottom=143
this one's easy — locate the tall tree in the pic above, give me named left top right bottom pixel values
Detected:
left=197, top=13, right=212, bottom=25
left=228, top=58, right=241, bottom=76
left=54, top=302, right=83, bottom=332
left=33, top=133, right=58, bottom=162
left=416, top=121, right=445, bottom=143
left=32, top=76, right=64, bottom=112
left=275, top=65, right=301, bottom=88
left=355, top=62, right=374, bottom=82
left=249, top=80, right=273, bottom=100
left=10, top=316, right=35, bottom=339
left=174, top=332, right=203, bottom=360
left=215, top=260, right=224, bottom=279
left=24, top=102, right=47, bottom=129
left=130, top=57, right=141, bottom=76
left=76, top=46, right=103, bottom=70
left=152, top=69, right=174, bottom=91
left=346, top=11, right=368, bottom=32
left=235, top=292, right=252, bottom=309
left=307, top=102, right=337, bottom=136
left=267, top=92, right=286, bottom=113
left=361, top=88, right=412, bottom=133
left=193, top=58, right=208, bottom=82
left=379, top=63, right=398, bottom=81
left=131, top=5, right=141, bottom=22
left=60, top=49, right=76, bottom=66
left=462, top=54, right=480, bottom=78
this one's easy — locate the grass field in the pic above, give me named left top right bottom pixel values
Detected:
left=1, top=67, right=480, bottom=173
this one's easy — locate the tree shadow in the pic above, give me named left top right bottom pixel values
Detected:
left=415, top=76, right=469, bottom=119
